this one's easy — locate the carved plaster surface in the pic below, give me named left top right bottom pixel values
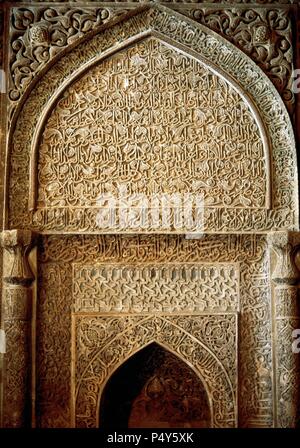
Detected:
left=8, top=4, right=295, bottom=116
left=268, top=232, right=300, bottom=427
left=8, top=5, right=129, bottom=108
left=125, top=344, right=211, bottom=428
left=38, top=38, right=267, bottom=211
left=0, top=229, right=36, bottom=285
left=37, top=234, right=272, bottom=428
left=73, top=262, right=240, bottom=313
left=2, top=1, right=299, bottom=431
left=188, top=7, right=295, bottom=115
left=0, top=230, right=36, bottom=427
left=74, top=314, right=238, bottom=428
left=7, top=6, right=298, bottom=233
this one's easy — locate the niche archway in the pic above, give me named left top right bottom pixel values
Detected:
left=6, top=4, right=298, bottom=234
left=75, top=315, right=236, bottom=428
left=100, top=342, right=211, bottom=428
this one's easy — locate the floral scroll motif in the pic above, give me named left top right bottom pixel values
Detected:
left=8, top=3, right=295, bottom=117
left=189, top=7, right=295, bottom=115
left=7, top=6, right=298, bottom=233
left=9, top=6, right=129, bottom=106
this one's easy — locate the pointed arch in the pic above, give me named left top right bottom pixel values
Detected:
left=74, top=316, right=237, bottom=428
left=6, top=4, right=298, bottom=233
left=27, top=32, right=272, bottom=212
left=99, top=341, right=212, bottom=428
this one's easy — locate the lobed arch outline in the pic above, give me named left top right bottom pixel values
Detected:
left=5, top=4, right=298, bottom=231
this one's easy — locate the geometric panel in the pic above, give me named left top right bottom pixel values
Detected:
left=73, top=262, right=239, bottom=313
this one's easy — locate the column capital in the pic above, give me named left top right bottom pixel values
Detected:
left=268, top=231, right=300, bottom=250
left=268, top=231, right=300, bottom=285
left=0, top=229, right=37, bottom=249
left=0, top=229, right=38, bottom=286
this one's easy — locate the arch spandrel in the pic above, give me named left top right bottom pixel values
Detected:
left=6, top=5, right=299, bottom=233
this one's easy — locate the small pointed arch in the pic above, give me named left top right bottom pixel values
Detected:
left=75, top=316, right=236, bottom=427
left=99, top=342, right=212, bottom=428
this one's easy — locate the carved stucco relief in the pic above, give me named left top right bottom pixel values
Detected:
left=268, top=232, right=300, bottom=427
left=74, top=314, right=238, bottom=428
left=1, top=1, right=299, bottom=430
left=37, top=234, right=272, bottom=428
left=38, top=38, right=267, bottom=212
left=6, top=5, right=298, bottom=233
left=188, top=7, right=295, bottom=116
left=8, top=5, right=129, bottom=108
left=72, top=262, right=239, bottom=313
left=8, top=4, right=295, bottom=117
left=124, top=343, right=212, bottom=428
left=0, top=230, right=36, bottom=427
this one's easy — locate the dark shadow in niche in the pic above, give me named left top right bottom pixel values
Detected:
left=99, top=342, right=211, bottom=428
